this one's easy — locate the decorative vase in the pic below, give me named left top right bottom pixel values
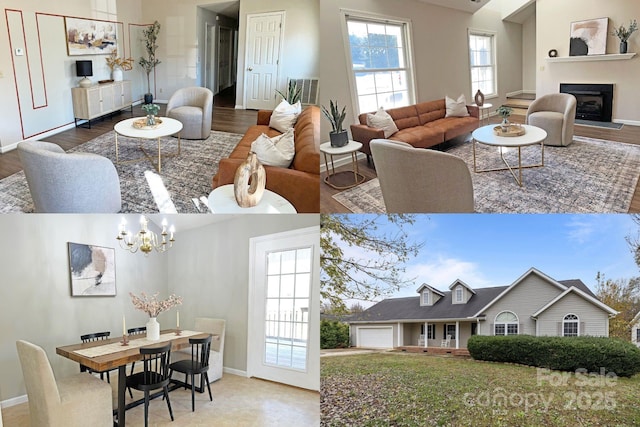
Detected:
left=111, top=68, right=123, bottom=81
left=146, top=317, right=160, bottom=341
left=620, top=41, right=628, bottom=54
left=500, top=117, right=510, bottom=132
left=144, top=93, right=153, bottom=104
left=233, top=152, right=266, bottom=208
left=474, top=89, right=485, bottom=107
left=329, top=130, right=349, bottom=147
left=146, top=114, right=156, bottom=126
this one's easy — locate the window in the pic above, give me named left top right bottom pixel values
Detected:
left=494, top=311, right=518, bottom=336
left=446, top=324, right=457, bottom=339
left=427, top=324, right=435, bottom=340
left=422, top=291, right=430, bottom=305
left=637, top=328, right=640, bottom=342
left=455, top=286, right=464, bottom=303
left=563, top=314, right=579, bottom=337
left=344, top=13, right=415, bottom=114
left=468, top=30, right=497, bottom=97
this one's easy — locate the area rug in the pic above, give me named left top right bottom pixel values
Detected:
left=575, top=119, right=624, bottom=130
left=0, top=131, right=242, bottom=213
left=332, top=136, right=640, bottom=213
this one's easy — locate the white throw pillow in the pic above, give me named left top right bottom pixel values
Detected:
left=445, top=94, right=470, bottom=117
left=269, top=100, right=302, bottom=133
left=251, top=128, right=295, bottom=168
left=366, top=107, right=399, bottom=138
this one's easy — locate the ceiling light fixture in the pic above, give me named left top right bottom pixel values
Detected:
left=116, top=216, right=175, bottom=255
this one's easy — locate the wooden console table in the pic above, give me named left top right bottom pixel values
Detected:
left=72, top=80, right=133, bottom=128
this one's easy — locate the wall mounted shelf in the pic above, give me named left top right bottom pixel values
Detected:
left=546, top=53, right=636, bottom=63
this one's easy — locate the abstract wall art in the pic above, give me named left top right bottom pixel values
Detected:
left=65, top=17, right=117, bottom=56
left=68, top=242, right=116, bottom=296
left=570, top=18, right=608, bottom=56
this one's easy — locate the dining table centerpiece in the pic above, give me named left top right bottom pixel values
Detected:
left=129, top=292, right=182, bottom=341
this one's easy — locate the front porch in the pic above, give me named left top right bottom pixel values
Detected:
left=396, top=345, right=470, bottom=357
left=399, top=320, right=478, bottom=350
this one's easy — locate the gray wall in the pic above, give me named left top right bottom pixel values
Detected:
left=537, top=292, right=609, bottom=337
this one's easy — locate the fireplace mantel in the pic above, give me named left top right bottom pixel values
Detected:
left=546, top=53, right=636, bottom=63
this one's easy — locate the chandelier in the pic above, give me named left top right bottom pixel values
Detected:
left=116, top=216, right=175, bottom=255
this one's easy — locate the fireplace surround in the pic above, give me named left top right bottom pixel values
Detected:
left=559, top=83, right=613, bottom=122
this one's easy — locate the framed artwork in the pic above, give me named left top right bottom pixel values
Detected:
left=68, top=242, right=116, bottom=296
left=65, top=17, right=117, bottom=56
left=570, top=17, right=608, bottom=56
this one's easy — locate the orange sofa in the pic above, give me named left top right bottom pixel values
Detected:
left=350, top=99, right=480, bottom=162
left=212, top=105, right=320, bottom=213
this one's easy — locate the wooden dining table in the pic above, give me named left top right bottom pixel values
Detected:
left=56, top=329, right=211, bottom=426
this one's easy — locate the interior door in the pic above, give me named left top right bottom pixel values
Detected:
left=244, top=12, right=283, bottom=110
left=248, top=226, right=320, bottom=391
left=218, top=27, right=233, bottom=91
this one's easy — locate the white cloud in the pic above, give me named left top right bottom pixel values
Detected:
left=565, top=216, right=598, bottom=244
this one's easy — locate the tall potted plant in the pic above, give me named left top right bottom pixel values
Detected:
left=322, top=100, right=348, bottom=147
left=139, top=20, right=161, bottom=104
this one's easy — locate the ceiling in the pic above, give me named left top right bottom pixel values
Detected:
left=416, top=0, right=488, bottom=14
left=117, top=214, right=235, bottom=233
left=201, top=1, right=240, bottom=19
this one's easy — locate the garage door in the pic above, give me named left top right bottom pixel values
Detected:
left=357, top=327, right=393, bottom=348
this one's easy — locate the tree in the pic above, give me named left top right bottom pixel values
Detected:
left=596, top=273, right=640, bottom=340
left=320, top=214, right=423, bottom=312
left=349, top=302, right=366, bottom=314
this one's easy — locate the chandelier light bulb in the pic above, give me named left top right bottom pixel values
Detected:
left=116, top=216, right=175, bottom=255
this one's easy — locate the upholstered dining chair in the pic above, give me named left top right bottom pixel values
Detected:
left=80, top=332, right=115, bottom=382
left=169, top=335, right=213, bottom=412
left=125, top=342, right=174, bottom=427
left=525, top=93, right=577, bottom=146
left=166, top=87, right=214, bottom=139
left=16, top=340, right=113, bottom=427
left=370, top=139, right=474, bottom=213
left=17, top=140, right=121, bottom=213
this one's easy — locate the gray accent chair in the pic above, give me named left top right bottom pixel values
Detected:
left=525, top=93, right=577, bottom=147
left=370, top=139, right=474, bottom=213
left=17, top=140, right=121, bottom=213
left=16, top=340, right=113, bottom=427
left=166, top=87, right=214, bottom=139
left=172, top=317, right=226, bottom=382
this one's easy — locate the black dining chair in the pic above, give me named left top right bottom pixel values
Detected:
left=80, top=331, right=114, bottom=382
left=169, top=335, right=213, bottom=412
left=126, top=326, right=147, bottom=397
left=125, top=342, right=174, bottom=427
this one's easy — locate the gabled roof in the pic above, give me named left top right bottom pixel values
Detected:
left=472, top=267, right=569, bottom=317
left=531, top=286, right=618, bottom=317
left=416, top=283, right=445, bottom=296
left=349, top=286, right=507, bottom=323
left=448, top=279, right=476, bottom=294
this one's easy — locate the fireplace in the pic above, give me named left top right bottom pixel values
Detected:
left=559, top=83, right=613, bottom=122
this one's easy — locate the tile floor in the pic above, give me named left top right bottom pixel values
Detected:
left=1, top=373, right=319, bottom=426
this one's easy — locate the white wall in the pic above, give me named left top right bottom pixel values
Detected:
left=318, top=0, right=523, bottom=138
left=522, top=13, right=536, bottom=92
left=536, top=0, right=640, bottom=123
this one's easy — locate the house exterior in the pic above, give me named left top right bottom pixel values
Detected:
left=632, top=312, right=640, bottom=347
left=349, top=268, right=618, bottom=349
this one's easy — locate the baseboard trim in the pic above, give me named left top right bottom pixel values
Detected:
left=613, top=119, right=640, bottom=127
left=319, top=151, right=367, bottom=173
left=235, top=104, right=245, bottom=110
left=224, top=367, right=247, bottom=377
left=505, top=90, right=523, bottom=98
left=1, top=394, right=27, bottom=408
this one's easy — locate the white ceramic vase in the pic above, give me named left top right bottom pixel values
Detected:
left=112, top=68, right=123, bottom=82
left=146, top=317, right=160, bottom=341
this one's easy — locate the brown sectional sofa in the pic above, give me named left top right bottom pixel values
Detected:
left=212, top=105, right=320, bottom=213
left=351, top=99, right=480, bottom=161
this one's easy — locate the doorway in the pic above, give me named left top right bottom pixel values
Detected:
left=247, top=226, right=320, bottom=391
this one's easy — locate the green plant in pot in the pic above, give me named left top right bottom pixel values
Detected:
left=496, top=105, right=513, bottom=132
left=141, top=103, right=160, bottom=126
left=611, top=19, right=637, bottom=54
left=322, top=100, right=348, bottom=147
left=276, top=80, right=302, bottom=104
left=138, top=20, right=161, bottom=104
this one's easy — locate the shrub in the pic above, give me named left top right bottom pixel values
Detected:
left=321, top=320, right=350, bottom=349
left=467, top=335, right=640, bottom=377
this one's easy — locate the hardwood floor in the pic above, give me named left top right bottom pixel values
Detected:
left=321, top=116, right=640, bottom=213
left=0, top=104, right=257, bottom=180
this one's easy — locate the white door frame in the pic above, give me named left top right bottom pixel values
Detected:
left=247, top=226, right=320, bottom=391
left=243, top=11, right=285, bottom=110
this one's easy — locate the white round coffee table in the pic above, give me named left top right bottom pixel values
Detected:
left=114, top=117, right=183, bottom=173
left=207, top=184, right=297, bottom=213
left=472, top=124, right=547, bottom=187
left=320, top=140, right=365, bottom=189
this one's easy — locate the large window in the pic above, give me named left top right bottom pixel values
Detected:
left=563, top=314, right=579, bottom=337
left=345, top=13, right=415, bottom=114
left=494, top=311, right=518, bottom=336
left=446, top=324, right=457, bottom=340
left=468, top=30, right=497, bottom=98
left=421, top=323, right=436, bottom=339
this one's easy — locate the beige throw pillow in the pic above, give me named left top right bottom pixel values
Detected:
left=366, top=107, right=399, bottom=138
left=269, top=100, right=302, bottom=133
left=445, top=94, right=470, bottom=117
left=251, top=128, right=295, bottom=168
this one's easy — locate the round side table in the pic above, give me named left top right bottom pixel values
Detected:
left=207, top=184, right=297, bottom=213
left=320, top=140, right=366, bottom=190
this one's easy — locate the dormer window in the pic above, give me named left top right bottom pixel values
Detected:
left=455, top=286, right=463, bottom=303
left=422, top=291, right=431, bottom=305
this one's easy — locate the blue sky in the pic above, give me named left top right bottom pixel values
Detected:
left=338, top=214, right=639, bottom=305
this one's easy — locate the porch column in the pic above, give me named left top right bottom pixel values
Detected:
left=455, top=321, right=459, bottom=349
left=397, top=322, right=402, bottom=347
left=424, top=322, right=428, bottom=348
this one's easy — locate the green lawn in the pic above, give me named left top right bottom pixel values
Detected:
left=321, top=352, right=640, bottom=427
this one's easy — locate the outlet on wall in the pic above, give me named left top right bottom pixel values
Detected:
left=159, top=88, right=163, bottom=93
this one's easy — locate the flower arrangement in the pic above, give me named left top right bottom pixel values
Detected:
left=141, top=103, right=160, bottom=116
left=496, top=105, right=513, bottom=118
left=611, top=19, right=638, bottom=42
left=106, top=50, right=134, bottom=71
left=130, top=292, right=182, bottom=317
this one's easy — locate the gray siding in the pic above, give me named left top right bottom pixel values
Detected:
left=536, top=293, right=609, bottom=337
left=479, top=274, right=564, bottom=336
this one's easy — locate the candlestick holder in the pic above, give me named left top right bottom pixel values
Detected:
left=121, top=335, right=129, bottom=346
left=175, top=327, right=182, bottom=336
